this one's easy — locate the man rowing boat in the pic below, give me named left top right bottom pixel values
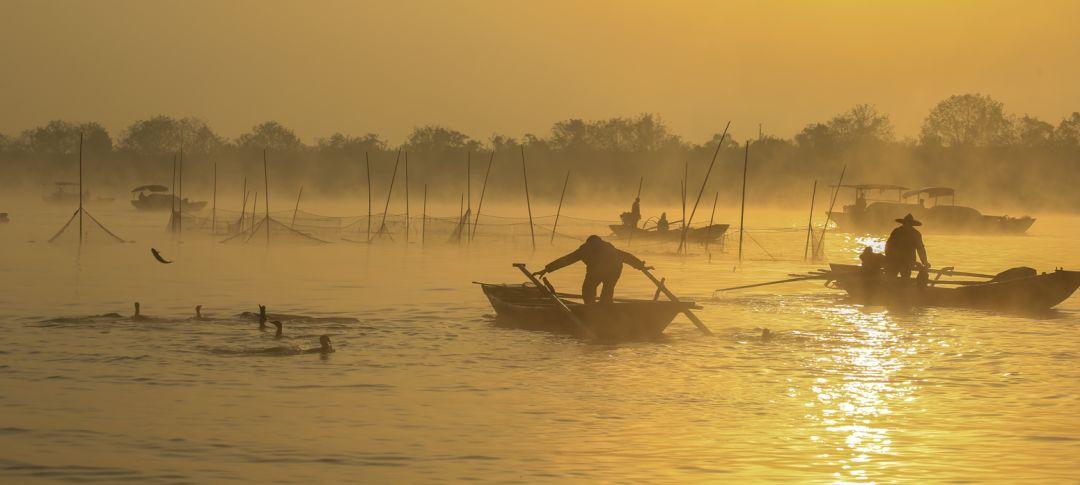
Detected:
left=533, top=235, right=649, bottom=304
left=885, top=213, right=930, bottom=279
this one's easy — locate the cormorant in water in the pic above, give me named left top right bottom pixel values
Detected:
left=258, top=305, right=267, bottom=330
left=305, top=335, right=334, bottom=354
left=271, top=320, right=283, bottom=339
left=131, top=302, right=148, bottom=322
left=193, top=305, right=207, bottom=321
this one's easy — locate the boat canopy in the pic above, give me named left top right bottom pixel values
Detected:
left=904, top=187, right=955, bottom=199
left=131, top=184, right=170, bottom=193
left=835, top=184, right=910, bottom=191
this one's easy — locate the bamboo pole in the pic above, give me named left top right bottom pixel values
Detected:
left=251, top=191, right=258, bottom=235
left=550, top=170, right=570, bottom=243
left=704, top=191, right=719, bottom=255
left=78, top=132, right=83, bottom=246
left=238, top=177, right=247, bottom=231
left=404, top=152, right=410, bottom=243
left=471, top=150, right=495, bottom=241
left=291, top=185, right=303, bottom=228
left=465, top=151, right=471, bottom=242
left=171, top=156, right=177, bottom=217
left=263, top=148, right=270, bottom=245
left=365, top=152, right=372, bottom=241
left=211, top=162, right=217, bottom=236
left=376, top=149, right=401, bottom=239
left=422, top=184, right=427, bottom=246
left=178, top=140, right=183, bottom=237
left=803, top=180, right=818, bottom=261
left=520, top=145, right=535, bottom=250
left=738, top=141, right=750, bottom=263
left=815, top=165, right=846, bottom=261
left=679, top=121, right=730, bottom=253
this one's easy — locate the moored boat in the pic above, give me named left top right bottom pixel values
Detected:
left=131, top=185, right=207, bottom=212
left=478, top=283, right=693, bottom=340
left=827, top=184, right=1035, bottom=235
left=827, top=263, right=1080, bottom=311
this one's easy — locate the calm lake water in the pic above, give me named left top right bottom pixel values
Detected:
left=1, top=200, right=1078, bottom=483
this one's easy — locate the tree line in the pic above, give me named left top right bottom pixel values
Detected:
left=1, top=93, right=1077, bottom=211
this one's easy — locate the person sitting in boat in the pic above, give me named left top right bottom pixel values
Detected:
left=860, top=246, right=886, bottom=273
left=619, top=197, right=642, bottom=228
left=533, top=235, right=649, bottom=305
left=884, top=213, right=930, bottom=280
left=656, top=212, right=670, bottom=232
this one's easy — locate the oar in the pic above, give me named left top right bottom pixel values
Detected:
left=513, top=263, right=596, bottom=340
left=640, top=268, right=713, bottom=336
left=716, top=274, right=828, bottom=292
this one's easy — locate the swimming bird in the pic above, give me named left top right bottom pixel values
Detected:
left=761, top=328, right=773, bottom=341
left=271, top=320, right=283, bottom=339
left=304, top=335, right=334, bottom=354
left=132, top=302, right=148, bottom=322
left=193, top=305, right=207, bottom=321
left=258, top=305, right=267, bottom=330
left=150, top=248, right=172, bottom=264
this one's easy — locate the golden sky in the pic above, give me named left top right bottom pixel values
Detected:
left=2, top=0, right=1078, bottom=143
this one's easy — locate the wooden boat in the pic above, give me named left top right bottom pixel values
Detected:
left=478, top=283, right=693, bottom=340
left=827, top=184, right=1035, bottom=235
left=826, top=263, right=1080, bottom=311
left=608, top=223, right=728, bottom=243
left=131, top=185, right=207, bottom=212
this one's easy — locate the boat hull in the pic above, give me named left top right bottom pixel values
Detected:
left=608, top=224, right=728, bottom=243
left=480, top=283, right=688, bottom=340
left=829, top=202, right=1035, bottom=235
left=829, top=264, right=1080, bottom=311
left=131, top=193, right=207, bottom=212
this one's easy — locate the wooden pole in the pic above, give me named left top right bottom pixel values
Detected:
left=178, top=140, right=183, bottom=237
left=376, top=149, right=401, bottom=238
left=290, top=185, right=303, bottom=228
left=422, top=184, right=427, bottom=246
left=550, top=170, right=570, bottom=243
left=704, top=191, right=719, bottom=255
left=263, top=148, right=270, bottom=245
left=404, top=152, right=409, bottom=243
left=815, top=165, right=846, bottom=261
left=211, top=162, right=217, bottom=236
left=238, top=177, right=247, bottom=232
left=465, top=151, right=471, bottom=242
left=679, top=121, right=729, bottom=253
left=514, top=263, right=594, bottom=340
left=471, top=150, right=495, bottom=241
left=171, top=156, right=177, bottom=216
left=78, top=132, right=83, bottom=246
left=365, top=152, right=372, bottom=241
left=803, top=180, right=818, bottom=261
left=520, top=145, right=536, bottom=250
left=251, top=191, right=258, bottom=235
left=640, top=268, right=713, bottom=336
left=738, top=141, right=750, bottom=264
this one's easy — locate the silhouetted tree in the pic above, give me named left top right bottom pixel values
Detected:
left=1054, top=112, right=1080, bottom=147
left=920, top=94, right=1013, bottom=147
left=1016, top=115, right=1054, bottom=147
left=237, top=121, right=303, bottom=152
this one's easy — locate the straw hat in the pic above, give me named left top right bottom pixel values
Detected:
left=895, top=213, right=922, bottom=226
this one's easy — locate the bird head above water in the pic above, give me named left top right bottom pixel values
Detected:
left=271, top=320, right=283, bottom=338
left=319, top=335, right=334, bottom=353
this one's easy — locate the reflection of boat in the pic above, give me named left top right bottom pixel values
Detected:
left=827, top=263, right=1080, bottom=311
left=608, top=223, right=728, bottom=243
left=42, top=182, right=85, bottom=205
left=478, top=283, right=691, bottom=340
left=827, top=185, right=1035, bottom=234
left=130, top=185, right=206, bottom=212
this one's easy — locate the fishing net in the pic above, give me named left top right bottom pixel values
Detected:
left=47, top=208, right=127, bottom=244
left=219, top=215, right=332, bottom=245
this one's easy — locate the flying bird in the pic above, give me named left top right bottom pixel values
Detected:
left=151, top=248, right=172, bottom=264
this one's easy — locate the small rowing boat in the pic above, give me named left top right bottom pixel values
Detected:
left=478, top=283, right=694, bottom=340
left=608, top=223, right=728, bottom=243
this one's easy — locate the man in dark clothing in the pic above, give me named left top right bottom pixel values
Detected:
left=620, top=198, right=643, bottom=228
left=656, top=212, right=670, bottom=232
left=884, top=213, right=929, bottom=279
left=534, top=235, right=648, bottom=304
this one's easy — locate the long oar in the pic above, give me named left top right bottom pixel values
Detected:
left=640, top=268, right=713, bottom=336
left=513, top=263, right=595, bottom=340
left=716, top=275, right=826, bottom=292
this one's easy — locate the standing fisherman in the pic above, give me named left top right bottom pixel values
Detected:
left=884, top=213, right=930, bottom=279
left=619, top=197, right=642, bottom=229
left=534, top=235, right=649, bottom=304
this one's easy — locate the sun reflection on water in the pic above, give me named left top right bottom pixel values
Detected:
left=805, top=305, right=916, bottom=483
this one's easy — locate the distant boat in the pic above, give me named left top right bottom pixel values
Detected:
left=608, top=223, right=729, bottom=243
left=42, top=181, right=85, bottom=205
left=827, top=184, right=1035, bottom=235
left=478, top=282, right=691, bottom=340
left=130, top=185, right=206, bottom=212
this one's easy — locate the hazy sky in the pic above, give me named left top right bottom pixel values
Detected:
left=2, top=0, right=1078, bottom=144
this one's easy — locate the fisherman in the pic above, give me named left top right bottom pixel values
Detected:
left=859, top=246, right=886, bottom=273
left=884, top=213, right=929, bottom=280
left=533, top=235, right=649, bottom=304
left=656, top=212, right=670, bottom=232
left=619, top=197, right=642, bottom=229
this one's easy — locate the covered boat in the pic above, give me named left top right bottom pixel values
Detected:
left=131, top=185, right=207, bottom=212
left=478, top=283, right=694, bottom=340
left=826, top=263, right=1080, bottom=311
left=827, top=184, right=1035, bottom=235
left=608, top=223, right=728, bottom=243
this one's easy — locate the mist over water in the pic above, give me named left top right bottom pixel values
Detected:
left=0, top=196, right=1077, bottom=482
